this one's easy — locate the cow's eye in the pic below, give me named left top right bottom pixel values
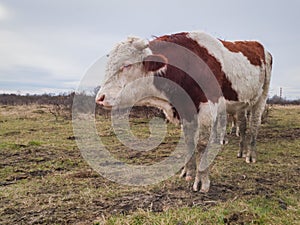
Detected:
left=123, top=64, right=131, bottom=68
left=120, top=63, right=132, bottom=71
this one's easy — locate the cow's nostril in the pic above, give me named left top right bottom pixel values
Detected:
left=99, top=94, right=105, bottom=102
left=96, top=94, right=105, bottom=104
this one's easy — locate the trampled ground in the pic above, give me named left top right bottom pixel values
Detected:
left=0, top=105, right=299, bottom=224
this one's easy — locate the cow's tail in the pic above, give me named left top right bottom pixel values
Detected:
left=262, top=51, right=273, bottom=100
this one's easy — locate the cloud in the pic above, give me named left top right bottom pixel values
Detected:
left=0, top=29, right=84, bottom=78
left=0, top=3, right=11, bottom=21
left=0, top=28, right=121, bottom=92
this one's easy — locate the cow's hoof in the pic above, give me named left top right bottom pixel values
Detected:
left=199, top=180, right=210, bottom=193
left=192, top=183, right=199, bottom=192
left=246, top=157, right=251, bottom=163
left=193, top=187, right=198, bottom=192
left=222, top=139, right=229, bottom=145
left=246, top=156, right=256, bottom=163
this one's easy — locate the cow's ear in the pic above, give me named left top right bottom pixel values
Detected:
left=143, top=54, right=168, bottom=72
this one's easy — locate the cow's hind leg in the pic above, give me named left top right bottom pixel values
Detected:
left=246, top=51, right=272, bottom=163
left=237, top=110, right=247, bottom=158
left=246, top=100, right=265, bottom=163
left=193, top=143, right=211, bottom=193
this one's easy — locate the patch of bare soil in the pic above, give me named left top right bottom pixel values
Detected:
left=258, top=127, right=300, bottom=142
left=93, top=183, right=238, bottom=216
left=223, top=211, right=259, bottom=225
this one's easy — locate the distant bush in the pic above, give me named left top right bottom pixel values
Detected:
left=0, top=93, right=74, bottom=106
left=267, top=95, right=300, bottom=105
left=0, top=92, right=164, bottom=120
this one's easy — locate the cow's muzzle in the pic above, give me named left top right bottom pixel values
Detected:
left=95, top=94, right=105, bottom=105
left=95, top=94, right=113, bottom=109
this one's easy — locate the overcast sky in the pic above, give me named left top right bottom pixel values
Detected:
left=0, top=0, right=299, bottom=99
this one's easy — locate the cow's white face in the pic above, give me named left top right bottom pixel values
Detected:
left=96, top=37, right=167, bottom=108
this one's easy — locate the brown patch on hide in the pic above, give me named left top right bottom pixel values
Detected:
left=220, top=40, right=265, bottom=66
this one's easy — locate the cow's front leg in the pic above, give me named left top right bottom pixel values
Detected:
left=193, top=143, right=211, bottom=192
left=193, top=106, right=225, bottom=193
left=180, top=119, right=198, bottom=181
left=179, top=153, right=196, bottom=181
left=194, top=168, right=210, bottom=193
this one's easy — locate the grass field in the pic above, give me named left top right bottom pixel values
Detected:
left=0, top=104, right=299, bottom=224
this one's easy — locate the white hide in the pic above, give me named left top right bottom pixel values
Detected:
left=96, top=37, right=152, bottom=107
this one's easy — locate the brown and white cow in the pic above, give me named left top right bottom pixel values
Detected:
left=96, top=31, right=272, bottom=192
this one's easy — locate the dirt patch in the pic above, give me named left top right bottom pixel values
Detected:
left=258, top=127, right=300, bottom=141
left=223, top=211, right=259, bottom=225
left=98, top=183, right=237, bottom=215
left=2, top=131, right=21, bottom=136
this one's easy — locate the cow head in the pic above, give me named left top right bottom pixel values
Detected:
left=96, top=37, right=168, bottom=109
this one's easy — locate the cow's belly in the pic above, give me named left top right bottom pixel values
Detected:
left=225, top=101, right=249, bottom=114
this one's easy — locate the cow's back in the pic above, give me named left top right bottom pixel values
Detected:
left=187, top=32, right=269, bottom=105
